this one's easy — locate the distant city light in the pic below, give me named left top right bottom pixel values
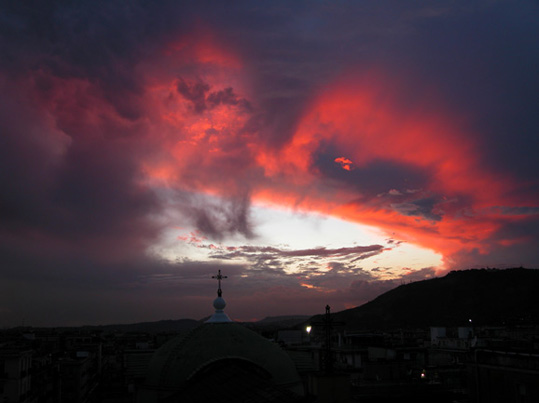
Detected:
left=306, top=326, right=312, bottom=334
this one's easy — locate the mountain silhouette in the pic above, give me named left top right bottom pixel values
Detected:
left=323, top=268, right=539, bottom=330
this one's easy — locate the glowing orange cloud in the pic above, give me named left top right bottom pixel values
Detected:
left=137, top=30, right=257, bottom=196
left=280, top=74, right=505, bottom=201
left=52, top=27, right=523, bottom=272
left=252, top=72, right=524, bottom=269
left=335, top=157, right=353, bottom=171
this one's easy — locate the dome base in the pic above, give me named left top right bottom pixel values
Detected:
left=205, top=309, right=232, bottom=323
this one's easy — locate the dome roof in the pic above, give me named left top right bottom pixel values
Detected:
left=139, top=322, right=304, bottom=401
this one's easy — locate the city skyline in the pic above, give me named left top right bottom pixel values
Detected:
left=1, top=1, right=538, bottom=327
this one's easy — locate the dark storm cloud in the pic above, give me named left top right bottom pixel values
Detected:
left=203, top=243, right=391, bottom=289
left=176, top=78, right=211, bottom=114
left=444, top=213, right=539, bottom=270
left=207, top=87, right=252, bottom=110
left=0, top=1, right=184, bottom=326
left=211, top=244, right=384, bottom=260
left=492, top=216, right=539, bottom=242
left=0, top=0, right=538, bottom=326
left=400, top=1, right=539, bottom=183
left=314, top=144, right=447, bottom=222
left=164, top=190, right=255, bottom=241
left=176, top=77, right=252, bottom=114
left=0, top=1, right=255, bottom=253
left=390, top=197, right=443, bottom=222
left=53, top=140, right=158, bottom=237
left=0, top=232, right=144, bottom=288
left=0, top=1, right=169, bottom=233
left=0, top=78, right=160, bottom=259
left=496, top=206, right=539, bottom=216
left=0, top=244, right=249, bottom=326
left=314, top=144, right=431, bottom=198
left=191, top=198, right=254, bottom=241
left=0, top=87, right=63, bottom=229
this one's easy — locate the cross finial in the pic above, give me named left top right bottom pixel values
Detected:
left=212, top=269, right=227, bottom=297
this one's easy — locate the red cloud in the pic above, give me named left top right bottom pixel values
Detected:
left=251, top=72, right=527, bottom=269
left=335, top=157, right=354, bottom=171
left=22, top=27, right=531, bottom=272
left=164, top=25, right=242, bottom=69
left=178, top=231, right=207, bottom=244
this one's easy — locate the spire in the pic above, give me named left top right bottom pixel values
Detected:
left=206, top=269, right=232, bottom=323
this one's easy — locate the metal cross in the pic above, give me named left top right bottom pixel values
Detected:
left=212, top=269, right=227, bottom=297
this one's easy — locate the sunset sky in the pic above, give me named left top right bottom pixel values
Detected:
left=1, top=1, right=538, bottom=326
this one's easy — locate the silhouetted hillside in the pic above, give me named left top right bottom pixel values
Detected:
left=326, top=268, right=539, bottom=330
left=98, top=319, right=200, bottom=333
left=73, top=319, right=200, bottom=333
left=242, top=315, right=311, bottom=334
left=255, top=315, right=311, bottom=326
left=38, top=316, right=311, bottom=334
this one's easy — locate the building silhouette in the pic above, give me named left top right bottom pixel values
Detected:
left=136, top=270, right=304, bottom=402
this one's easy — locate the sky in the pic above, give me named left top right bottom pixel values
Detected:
left=1, top=0, right=538, bottom=327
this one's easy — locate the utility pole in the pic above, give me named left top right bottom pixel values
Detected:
left=311, top=305, right=345, bottom=374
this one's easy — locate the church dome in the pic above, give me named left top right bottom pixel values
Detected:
left=138, top=270, right=304, bottom=402
left=138, top=322, right=304, bottom=402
